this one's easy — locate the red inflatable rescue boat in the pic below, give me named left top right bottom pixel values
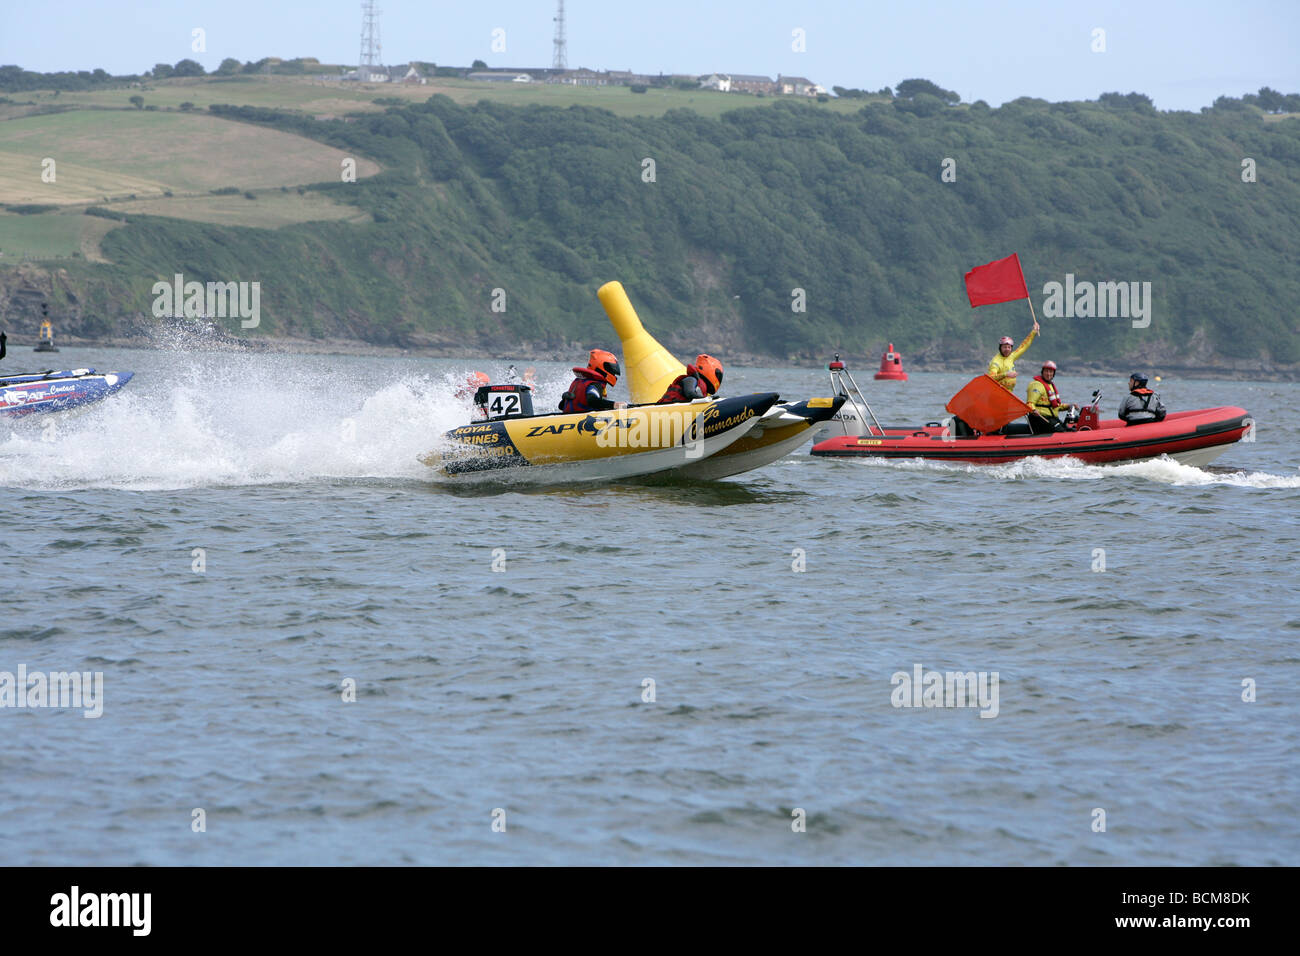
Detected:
left=810, top=362, right=1252, bottom=468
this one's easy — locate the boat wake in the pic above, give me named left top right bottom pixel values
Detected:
left=849, top=453, right=1300, bottom=489
left=0, top=354, right=541, bottom=491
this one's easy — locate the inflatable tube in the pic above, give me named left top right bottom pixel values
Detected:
left=810, top=406, right=1251, bottom=467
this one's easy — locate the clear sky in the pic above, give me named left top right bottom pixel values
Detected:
left=2, top=0, right=1296, bottom=111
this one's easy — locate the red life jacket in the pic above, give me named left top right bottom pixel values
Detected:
left=560, top=369, right=606, bottom=413
left=658, top=369, right=703, bottom=404
left=1033, top=374, right=1064, bottom=409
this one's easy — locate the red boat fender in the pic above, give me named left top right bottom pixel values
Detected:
left=874, top=343, right=908, bottom=381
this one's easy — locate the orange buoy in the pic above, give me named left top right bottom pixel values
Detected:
left=874, top=343, right=908, bottom=381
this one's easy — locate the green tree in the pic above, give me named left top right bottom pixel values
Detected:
left=129, top=94, right=144, bottom=108
left=172, top=58, right=205, bottom=77
left=1255, top=86, right=1285, bottom=112
left=215, top=57, right=241, bottom=76
left=151, top=63, right=174, bottom=79
left=895, top=78, right=959, bottom=104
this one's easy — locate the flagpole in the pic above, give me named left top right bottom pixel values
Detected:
left=1021, top=259, right=1040, bottom=337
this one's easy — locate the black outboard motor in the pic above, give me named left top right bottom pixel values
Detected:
left=473, top=383, right=535, bottom=422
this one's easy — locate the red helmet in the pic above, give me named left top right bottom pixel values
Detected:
left=582, top=348, right=621, bottom=387
left=1041, top=360, right=1057, bottom=371
left=693, top=354, right=724, bottom=395
left=999, top=336, right=1014, bottom=346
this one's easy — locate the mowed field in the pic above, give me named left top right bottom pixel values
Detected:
left=0, top=106, right=380, bottom=252
left=0, top=109, right=381, bottom=203
left=17, top=73, right=880, bottom=119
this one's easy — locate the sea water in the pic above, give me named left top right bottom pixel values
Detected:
left=1, top=347, right=1297, bottom=864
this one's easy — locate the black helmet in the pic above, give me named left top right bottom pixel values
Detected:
left=1129, top=373, right=1148, bottom=387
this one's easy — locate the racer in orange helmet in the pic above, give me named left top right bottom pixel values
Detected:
left=559, top=349, right=623, bottom=413
left=455, top=370, right=491, bottom=400
left=657, top=354, right=723, bottom=404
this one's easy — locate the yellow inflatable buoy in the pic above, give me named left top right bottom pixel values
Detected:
left=597, top=281, right=687, bottom=405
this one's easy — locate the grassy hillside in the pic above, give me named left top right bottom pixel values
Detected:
left=2, top=78, right=1298, bottom=370
left=11, top=73, right=867, bottom=120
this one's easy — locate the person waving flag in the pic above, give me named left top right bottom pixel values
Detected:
left=964, top=254, right=1042, bottom=391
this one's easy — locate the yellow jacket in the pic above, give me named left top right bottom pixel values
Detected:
left=1025, top=376, right=1066, bottom=420
left=987, top=330, right=1036, bottom=391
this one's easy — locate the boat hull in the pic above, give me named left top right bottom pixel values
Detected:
left=810, top=406, right=1251, bottom=466
left=424, top=392, right=782, bottom=484
left=671, top=396, right=846, bottom=480
left=0, top=369, right=134, bottom=417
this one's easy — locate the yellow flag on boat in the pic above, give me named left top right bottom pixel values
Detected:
left=597, top=281, right=687, bottom=405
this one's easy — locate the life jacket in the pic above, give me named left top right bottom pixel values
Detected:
left=559, top=369, right=606, bottom=413
left=658, top=368, right=704, bottom=404
left=1029, top=374, right=1064, bottom=417
left=1128, top=387, right=1164, bottom=421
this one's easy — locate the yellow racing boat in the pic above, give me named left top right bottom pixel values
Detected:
left=420, top=281, right=842, bottom=484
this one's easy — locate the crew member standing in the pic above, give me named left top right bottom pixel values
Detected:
left=987, top=321, right=1039, bottom=391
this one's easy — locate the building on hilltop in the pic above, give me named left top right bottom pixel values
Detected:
left=701, top=74, right=732, bottom=92
left=469, top=71, right=533, bottom=83
left=777, top=75, right=822, bottom=96
left=341, top=63, right=425, bottom=84
left=555, top=68, right=608, bottom=86
left=388, top=64, right=425, bottom=84
left=729, top=74, right=776, bottom=94
left=607, top=70, right=653, bottom=86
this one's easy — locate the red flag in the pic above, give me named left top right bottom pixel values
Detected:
left=946, top=375, right=1034, bottom=433
left=964, top=254, right=1028, bottom=307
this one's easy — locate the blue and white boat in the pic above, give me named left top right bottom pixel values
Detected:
left=0, top=368, right=134, bottom=417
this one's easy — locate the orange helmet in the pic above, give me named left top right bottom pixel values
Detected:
left=456, top=371, right=490, bottom=399
left=583, top=348, right=621, bottom=387
left=693, top=354, right=723, bottom=395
